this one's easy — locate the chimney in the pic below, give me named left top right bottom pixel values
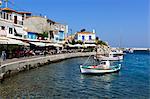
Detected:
left=93, top=29, right=95, bottom=33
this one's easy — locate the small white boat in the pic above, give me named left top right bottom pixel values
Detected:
left=126, top=48, right=134, bottom=54
left=96, top=51, right=124, bottom=61
left=80, top=61, right=121, bottom=74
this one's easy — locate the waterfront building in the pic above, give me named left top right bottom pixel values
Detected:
left=74, top=29, right=96, bottom=44
left=53, top=23, right=68, bottom=43
left=0, top=7, right=31, bottom=40
left=23, top=16, right=49, bottom=41
left=23, top=16, right=68, bottom=44
left=0, top=7, right=32, bottom=58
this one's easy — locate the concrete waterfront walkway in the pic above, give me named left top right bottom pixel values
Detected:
left=1, top=55, right=45, bottom=65
left=0, top=52, right=95, bottom=81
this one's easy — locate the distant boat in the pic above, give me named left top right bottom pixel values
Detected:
left=124, top=48, right=134, bottom=54
left=80, top=61, right=121, bottom=74
left=96, top=50, right=125, bottom=61
left=128, top=48, right=134, bottom=53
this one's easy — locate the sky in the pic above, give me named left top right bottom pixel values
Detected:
left=3, top=0, right=149, bottom=48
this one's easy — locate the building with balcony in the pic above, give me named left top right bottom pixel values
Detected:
left=23, top=16, right=68, bottom=43
left=53, top=23, right=68, bottom=43
left=0, top=7, right=31, bottom=40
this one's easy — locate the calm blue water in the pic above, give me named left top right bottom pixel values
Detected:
left=0, top=52, right=149, bottom=99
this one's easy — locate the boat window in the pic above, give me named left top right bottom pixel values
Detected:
left=101, top=62, right=106, bottom=65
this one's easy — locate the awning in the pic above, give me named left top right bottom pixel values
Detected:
left=84, top=44, right=96, bottom=47
left=68, top=44, right=83, bottom=48
left=0, top=37, right=30, bottom=46
left=46, top=43, right=63, bottom=47
left=30, top=42, right=46, bottom=47
left=68, top=44, right=76, bottom=47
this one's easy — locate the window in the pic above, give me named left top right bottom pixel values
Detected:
left=82, top=35, right=85, bottom=41
left=89, top=35, right=92, bottom=40
left=9, top=14, right=12, bottom=20
left=6, top=14, right=9, bottom=20
left=14, top=16, right=17, bottom=24
left=4, top=13, right=5, bottom=19
left=56, top=37, right=59, bottom=41
left=9, top=28, right=13, bottom=34
left=1, top=26, right=5, bottom=30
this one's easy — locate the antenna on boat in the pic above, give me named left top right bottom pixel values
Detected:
left=119, top=28, right=122, bottom=49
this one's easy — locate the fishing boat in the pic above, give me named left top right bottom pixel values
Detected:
left=80, top=60, right=121, bottom=74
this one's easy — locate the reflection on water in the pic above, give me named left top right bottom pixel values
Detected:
left=0, top=54, right=149, bottom=98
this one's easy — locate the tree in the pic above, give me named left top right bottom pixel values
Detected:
left=96, top=37, right=99, bottom=41
left=76, top=40, right=83, bottom=44
left=69, top=39, right=76, bottom=45
left=80, top=29, right=86, bottom=32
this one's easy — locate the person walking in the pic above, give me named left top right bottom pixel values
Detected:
left=1, top=51, right=6, bottom=61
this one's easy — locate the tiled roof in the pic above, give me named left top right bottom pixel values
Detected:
left=17, top=11, right=32, bottom=14
left=1, top=8, right=32, bottom=14
left=2, top=7, right=16, bottom=12
left=77, top=32, right=95, bottom=35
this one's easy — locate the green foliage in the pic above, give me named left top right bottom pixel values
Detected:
left=43, top=32, right=48, bottom=38
left=69, top=40, right=83, bottom=45
left=76, top=40, right=83, bottom=44
left=96, top=37, right=99, bottom=41
left=96, top=40, right=108, bottom=46
left=70, top=39, right=76, bottom=45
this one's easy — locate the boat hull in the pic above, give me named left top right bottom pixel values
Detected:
left=80, top=65, right=121, bottom=74
left=97, top=56, right=123, bottom=61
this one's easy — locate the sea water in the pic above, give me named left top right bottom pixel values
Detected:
left=0, top=51, right=149, bottom=98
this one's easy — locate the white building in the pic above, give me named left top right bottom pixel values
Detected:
left=0, top=8, right=31, bottom=40
left=74, top=31, right=96, bottom=43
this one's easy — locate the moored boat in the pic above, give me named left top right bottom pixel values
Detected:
left=96, top=52, right=124, bottom=61
left=80, top=61, right=121, bottom=74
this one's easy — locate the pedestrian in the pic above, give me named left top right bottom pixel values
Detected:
left=1, top=51, right=6, bottom=61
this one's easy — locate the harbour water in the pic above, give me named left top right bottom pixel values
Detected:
left=0, top=52, right=149, bottom=98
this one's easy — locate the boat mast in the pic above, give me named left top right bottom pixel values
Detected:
left=119, top=28, right=122, bottom=49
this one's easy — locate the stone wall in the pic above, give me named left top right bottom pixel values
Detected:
left=0, top=52, right=95, bottom=81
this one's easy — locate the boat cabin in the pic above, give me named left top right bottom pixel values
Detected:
left=99, top=61, right=110, bottom=69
